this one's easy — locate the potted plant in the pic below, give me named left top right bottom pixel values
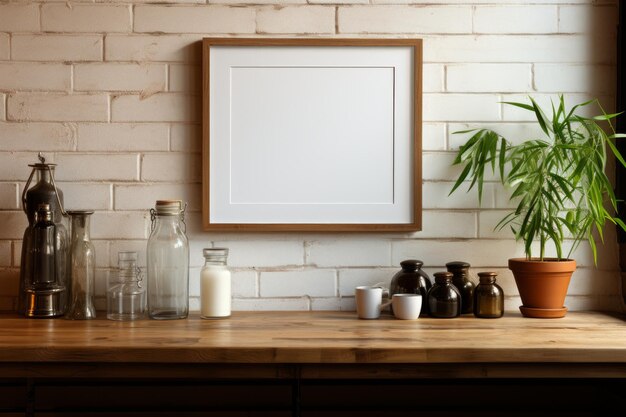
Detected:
left=450, top=96, right=626, bottom=318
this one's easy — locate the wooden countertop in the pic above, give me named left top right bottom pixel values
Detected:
left=1, top=310, right=625, bottom=365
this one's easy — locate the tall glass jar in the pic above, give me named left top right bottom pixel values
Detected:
left=446, top=261, right=475, bottom=315
left=427, top=272, right=461, bottom=318
left=473, top=272, right=504, bottom=318
left=107, top=252, right=146, bottom=321
left=200, top=248, right=231, bottom=319
left=65, top=211, right=96, bottom=320
left=147, top=200, right=189, bottom=320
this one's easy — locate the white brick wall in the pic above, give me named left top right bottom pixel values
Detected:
left=134, top=6, right=256, bottom=34
left=0, top=35, right=9, bottom=60
left=41, top=4, right=132, bottom=33
left=473, top=5, right=558, bottom=34
left=0, top=0, right=620, bottom=313
left=446, top=64, right=532, bottom=93
left=423, top=35, right=613, bottom=63
left=306, top=240, right=391, bottom=267
left=168, top=64, right=200, bottom=93
left=0, top=123, right=74, bottom=151
left=0, top=184, right=18, bottom=210
left=105, top=35, right=201, bottom=62
left=12, top=35, right=103, bottom=61
left=111, top=94, right=199, bottom=122
left=76, top=123, right=169, bottom=151
left=260, top=269, right=336, bottom=297
left=212, top=240, right=304, bottom=268
left=54, top=153, right=139, bottom=181
left=7, top=94, right=109, bottom=122
left=338, top=6, right=472, bottom=34
left=141, top=153, right=201, bottom=182
left=0, top=63, right=70, bottom=91
left=74, top=63, right=167, bottom=93
left=257, top=6, right=335, bottom=34
left=0, top=4, right=40, bottom=33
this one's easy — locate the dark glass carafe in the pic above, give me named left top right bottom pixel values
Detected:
left=23, top=204, right=66, bottom=317
left=446, top=261, right=475, bottom=315
left=389, top=260, right=432, bottom=315
left=473, top=272, right=504, bottom=318
left=427, top=272, right=461, bottom=318
left=19, top=154, right=68, bottom=316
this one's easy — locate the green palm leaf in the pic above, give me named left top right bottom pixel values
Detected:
left=450, top=95, right=626, bottom=264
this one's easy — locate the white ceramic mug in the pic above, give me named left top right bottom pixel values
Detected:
left=355, top=286, right=389, bottom=319
left=391, top=294, right=422, bottom=320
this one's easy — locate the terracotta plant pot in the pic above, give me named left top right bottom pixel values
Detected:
left=508, top=258, right=576, bottom=319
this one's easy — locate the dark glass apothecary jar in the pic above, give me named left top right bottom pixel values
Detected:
left=389, top=260, right=432, bottom=316
left=446, top=261, right=475, bottom=315
left=473, top=272, right=504, bottom=318
left=427, top=272, right=461, bottom=318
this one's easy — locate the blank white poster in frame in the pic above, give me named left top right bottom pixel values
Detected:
left=202, top=38, right=422, bottom=232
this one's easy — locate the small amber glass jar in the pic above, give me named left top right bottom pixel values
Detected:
left=446, top=261, right=475, bottom=315
left=427, top=272, right=461, bottom=318
left=473, top=272, right=504, bottom=318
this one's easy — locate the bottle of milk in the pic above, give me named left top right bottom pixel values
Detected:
left=200, top=248, right=231, bottom=318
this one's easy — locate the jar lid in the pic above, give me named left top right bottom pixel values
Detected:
left=446, top=261, right=470, bottom=270
left=400, top=259, right=423, bottom=270
left=29, top=163, right=56, bottom=169
left=67, top=210, right=94, bottom=215
left=118, top=251, right=138, bottom=263
left=155, top=200, right=184, bottom=215
left=203, top=248, right=229, bottom=258
left=478, top=271, right=497, bottom=283
left=29, top=153, right=56, bottom=168
left=433, top=271, right=453, bottom=284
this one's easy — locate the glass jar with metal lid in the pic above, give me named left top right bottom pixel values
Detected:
left=147, top=200, right=189, bottom=320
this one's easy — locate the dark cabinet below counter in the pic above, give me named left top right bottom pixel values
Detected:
left=1, top=378, right=626, bottom=417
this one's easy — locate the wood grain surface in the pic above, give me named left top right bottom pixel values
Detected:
left=0, top=311, right=625, bottom=365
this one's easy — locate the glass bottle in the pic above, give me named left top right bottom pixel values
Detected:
left=473, top=272, right=504, bottom=318
left=427, top=272, right=461, bottom=318
left=19, top=154, right=68, bottom=316
left=446, top=261, right=475, bottom=315
left=200, top=248, right=231, bottom=319
left=65, top=211, right=96, bottom=320
left=389, top=260, right=432, bottom=316
left=24, top=204, right=66, bottom=317
left=107, top=252, right=146, bottom=321
left=147, top=200, right=189, bottom=320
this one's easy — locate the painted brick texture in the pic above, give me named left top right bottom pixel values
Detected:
left=0, top=0, right=620, bottom=313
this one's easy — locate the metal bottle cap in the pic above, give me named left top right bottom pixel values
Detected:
left=36, top=203, right=53, bottom=222
left=150, top=200, right=187, bottom=233
left=434, top=271, right=454, bottom=284
left=155, top=200, right=184, bottom=215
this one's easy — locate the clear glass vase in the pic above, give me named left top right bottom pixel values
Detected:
left=65, top=211, right=96, bottom=320
left=147, top=200, right=189, bottom=320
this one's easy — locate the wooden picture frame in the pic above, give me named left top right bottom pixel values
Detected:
left=202, top=38, right=423, bottom=232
